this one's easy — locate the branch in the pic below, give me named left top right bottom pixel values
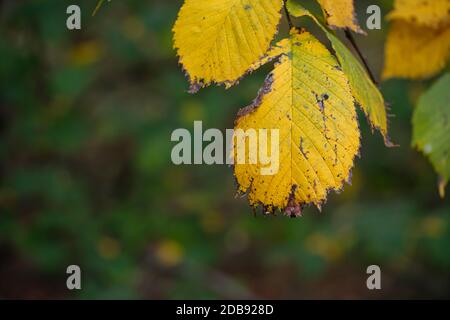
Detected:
left=283, top=0, right=294, bottom=29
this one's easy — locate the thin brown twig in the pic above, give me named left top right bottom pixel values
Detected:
left=283, top=0, right=294, bottom=29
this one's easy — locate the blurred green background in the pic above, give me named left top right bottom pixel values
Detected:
left=0, top=0, right=449, bottom=299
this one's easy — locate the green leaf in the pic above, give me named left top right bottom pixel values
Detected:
left=412, top=73, right=450, bottom=197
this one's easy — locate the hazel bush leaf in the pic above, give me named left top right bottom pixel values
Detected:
left=173, top=0, right=284, bottom=92
left=383, top=0, right=450, bottom=80
left=412, top=73, right=450, bottom=198
left=234, top=30, right=360, bottom=213
left=383, top=20, right=450, bottom=80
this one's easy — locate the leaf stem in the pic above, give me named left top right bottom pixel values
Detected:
left=344, top=29, right=378, bottom=85
left=283, top=0, right=294, bottom=30
left=92, top=0, right=106, bottom=17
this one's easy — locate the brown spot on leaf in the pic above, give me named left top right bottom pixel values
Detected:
left=299, top=137, right=310, bottom=159
left=237, top=73, right=274, bottom=118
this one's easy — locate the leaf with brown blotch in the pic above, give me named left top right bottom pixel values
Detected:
left=173, top=0, right=284, bottom=92
left=233, top=29, right=360, bottom=214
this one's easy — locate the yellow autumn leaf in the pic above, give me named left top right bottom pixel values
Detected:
left=382, top=20, right=450, bottom=80
left=234, top=29, right=360, bottom=213
left=387, top=0, right=450, bottom=29
left=173, top=0, right=284, bottom=91
left=287, top=1, right=390, bottom=145
left=316, top=0, right=364, bottom=34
